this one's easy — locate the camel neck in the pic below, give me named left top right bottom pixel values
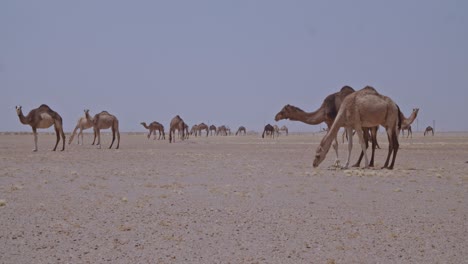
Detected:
left=291, top=108, right=325, bottom=125
left=18, top=112, right=29, bottom=125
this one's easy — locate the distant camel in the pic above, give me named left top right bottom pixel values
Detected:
left=69, top=109, right=94, bottom=145
left=313, top=86, right=401, bottom=169
left=273, top=125, right=280, bottom=137
left=424, top=126, right=434, bottom=136
left=235, top=126, right=246, bottom=136
left=197, top=123, right=209, bottom=137
left=93, top=111, right=120, bottom=149
left=209, top=125, right=217, bottom=136
left=275, top=86, right=355, bottom=166
left=190, top=124, right=199, bottom=137
left=400, top=108, right=420, bottom=138
left=169, top=115, right=186, bottom=143
left=279, top=125, right=288, bottom=136
left=183, top=123, right=190, bottom=139
left=262, top=124, right=275, bottom=138
left=141, top=121, right=165, bottom=140
left=217, top=125, right=228, bottom=136
left=15, top=104, right=66, bottom=151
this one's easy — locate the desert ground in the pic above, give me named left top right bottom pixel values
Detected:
left=0, top=131, right=466, bottom=263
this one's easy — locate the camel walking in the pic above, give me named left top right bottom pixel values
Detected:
left=141, top=121, right=165, bottom=140
left=262, top=124, right=275, bottom=138
left=275, top=86, right=355, bottom=165
left=169, top=115, right=186, bottom=143
left=15, top=104, right=66, bottom=151
left=424, top=126, right=434, bottom=136
left=69, top=109, right=94, bottom=145
left=209, top=125, right=217, bottom=136
left=235, top=126, right=246, bottom=136
left=313, top=86, right=401, bottom=169
left=93, top=111, right=120, bottom=149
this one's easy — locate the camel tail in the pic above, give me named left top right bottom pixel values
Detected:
left=68, top=125, right=79, bottom=144
left=396, top=104, right=402, bottom=130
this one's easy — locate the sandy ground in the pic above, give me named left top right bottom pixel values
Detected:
left=0, top=131, right=466, bottom=264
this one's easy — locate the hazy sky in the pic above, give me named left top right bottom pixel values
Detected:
left=2, top=0, right=467, bottom=132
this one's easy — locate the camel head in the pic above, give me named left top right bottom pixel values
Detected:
left=15, top=106, right=22, bottom=116
left=84, top=109, right=89, bottom=114
left=275, top=104, right=291, bottom=121
left=313, top=145, right=327, bottom=168
left=413, top=108, right=419, bottom=115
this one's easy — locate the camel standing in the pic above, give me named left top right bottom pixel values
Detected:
left=275, top=86, right=355, bottom=165
left=217, top=125, right=228, bottom=136
left=400, top=108, right=419, bottom=138
left=235, top=126, right=246, bottom=136
left=273, top=125, right=280, bottom=137
left=169, top=115, right=186, bottom=143
left=262, top=124, right=275, bottom=138
left=209, top=125, right=217, bottom=136
left=190, top=124, right=199, bottom=137
left=141, top=121, right=165, bottom=140
left=424, top=126, right=434, bottom=136
left=279, top=125, right=288, bottom=136
left=197, top=123, right=209, bottom=137
left=93, top=111, right=120, bottom=149
left=69, top=109, right=94, bottom=145
left=313, top=86, right=401, bottom=169
left=15, top=104, right=66, bottom=151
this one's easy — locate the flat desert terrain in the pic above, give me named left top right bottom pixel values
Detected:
left=0, top=132, right=467, bottom=263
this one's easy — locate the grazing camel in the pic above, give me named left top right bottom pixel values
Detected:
left=400, top=108, right=419, bottom=138
left=15, top=104, right=66, bottom=152
left=424, top=126, right=434, bottom=136
left=169, top=115, right=186, bottom=143
left=140, top=121, right=165, bottom=140
left=273, top=125, right=280, bottom=137
left=313, top=86, right=401, bottom=169
left=197, top=123, right=209, bottom=137
left=209, top=125, right=217, bottom=136
left=217, top=125, right=228, bottom=136
left=93, top=111, right=120, bottom=149
left=69, top=109, right=94, bottom=145
left=262, top=124, right=275, bottom=138
left=279, top=125, right=288, bottom=136
left=235, top=126, right=246, bottom=136
left=275, top=86, right=355, bottom=165
left=190, top=124, right=199, bottom=137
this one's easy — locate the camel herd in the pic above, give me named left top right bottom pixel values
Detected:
left=15, top=85, right=434, bottom=169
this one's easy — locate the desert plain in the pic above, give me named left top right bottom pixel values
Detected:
left=0, top=131, right=467, bottom=263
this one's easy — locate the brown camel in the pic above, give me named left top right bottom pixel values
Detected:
left=279, top=125, right=288, bottom=136
left=209, top=125, right=217, bottom=136
left=141, top=121, right=165, bottom=140
left=275, top=86, right=355, bottom=165
left=262, top=124, right=275, bottom=138
left=424, top=126, right=434, bottom=136
left=69, top=109, right=94, bottom=145
left=313, top=86, right=401, bottom=169
left=93, top=111, right=120, bottom=149
left=235, top=126, right=246, bottom=136
left=15, top=104, right=66, bottom=151
left=190, top=124, right=199, bottom=137
left=169, top=115, right=186, bottom=143
left=197, top=123, right=209, bottom=137
left=217, top=125, right=228, bottom=136
left=400, top=108, right=419, bottom=138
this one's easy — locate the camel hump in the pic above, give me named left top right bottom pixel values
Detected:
left=340, top=86, right=355, bottom=93
left=38, top=104, right=52, bottom=111
left=361, top=86, right=377, bottom=93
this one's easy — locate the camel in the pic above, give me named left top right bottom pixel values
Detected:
left=190, top=124, right=199, bottom=137
left=273, top=125, right=280, bottom=137
left=400, top=108, right=419, bottom=138
left=216, top=125, right=227, bottom=136
left=262, top=124, right=275, bottom=138
left=92, top=111, right=120, bottom=149
left=169, top=115, right=186, bottom=143
left=209, top=125, right=217, bottom=136
left=197, top=123, right=209, bottom=137
left=184, top=123, right=190, bottom=139
left=140, top=121, right=165, bottom=140
left=279, top=125, right=288, bottom=136
left=69, top=109, right=94, bottom=145
left=235, top=126, right=246, bottom=136
left=424, top=126, right=434, bottom=136
left=275, top=86, right=355, bottom=165
left=313, top=86, right=401, bottom=169
left=15, top=105, right=66, bottom=151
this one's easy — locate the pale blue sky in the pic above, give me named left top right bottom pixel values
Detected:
left=2, top=0, right=467, bottom=132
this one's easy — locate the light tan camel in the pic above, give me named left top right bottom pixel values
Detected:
left=262, top=124, right=275, bottom=138
left=197, top=123, right=209, bottom=137
left=209, top=125, right=217, bottom=136
left=424, top=126, right=434, bottom=136
left=15, top=104, right=66, bottom=151
left=216, top=125, right=228, bottom=136
left=169, top=115, right=186, bottom=143
left=275, top=86, right=355, bottom=165
left=69, top=109, right=94, bottom=145
left=400, top=108, right=419, bottom=138
left=313, top=86, right=401, bottom=169
left=235, top=126, right=246, bottom=135
left=279, top=125, right=288, bottom=136
left=141, top=121, right=165, bottom=140
left=190, top=124, right=199, bottom=137
left=273, top=125, right=280, bottom=137
left=93, top=111, right=120, bottom=149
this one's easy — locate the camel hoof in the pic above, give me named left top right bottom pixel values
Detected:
left=32, top=149, right=38, bottom=152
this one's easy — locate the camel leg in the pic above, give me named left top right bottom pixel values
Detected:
left=382, top=131, right=394, bottom=169
left=369, top=127, right=377, bottom=167
left=388, top=129, right=399, bottom=169
left=52, top=126, right=60, bottom=151
left=78, top=129, right=83, bottom=145
left=32, top=128, right=38, bottom=152
left=332, top=136, right=340, bottom=167
left=342, top=127, right=353, bottom=169
left=92, top=128, right=97, bottom=145
left=116, top=130, right=120, bottom=149
left=61, top=128, right=66, bottom=151
left=69, top=125, right=79, bottom=145
left=97, top=129, right=102, bottom=149
left=352, top=129, right=369, bottom=168
left=355, top=128, right=369, bottom=168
